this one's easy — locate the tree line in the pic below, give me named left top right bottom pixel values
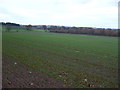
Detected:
left=1, top=22, right=33, bottom=32
left=1, top=22, right=119, bottom=37
left=47, top=26, right=119, bottom=37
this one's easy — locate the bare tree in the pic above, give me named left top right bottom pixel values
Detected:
left=26, top=24, right=32, bottom=31
left=6, top=25, right=11, bottom=32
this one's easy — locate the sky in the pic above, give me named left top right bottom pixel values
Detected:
left=0, top=0, right=119, bottom=28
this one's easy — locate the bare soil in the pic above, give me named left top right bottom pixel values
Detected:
left=2, top=55, right=72, bottom=88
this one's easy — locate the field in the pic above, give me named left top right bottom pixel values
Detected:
left=2, top=31, right=118, bottom=88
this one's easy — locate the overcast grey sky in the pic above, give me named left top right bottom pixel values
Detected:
left=0, top=0, right=119, bottom=28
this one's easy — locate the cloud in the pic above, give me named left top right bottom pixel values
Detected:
left=0, top=13, right=10, bottom=19
left=0, top=0, right=119, bottom=28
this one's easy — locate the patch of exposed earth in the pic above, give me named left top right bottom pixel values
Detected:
left=2, top=55, right=73, bottom=88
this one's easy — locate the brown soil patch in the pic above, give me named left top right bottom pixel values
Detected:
left=2, top=55, right=72, bottom=88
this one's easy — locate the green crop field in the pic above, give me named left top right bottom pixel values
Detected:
left=2, top=31, right=118, bottom=88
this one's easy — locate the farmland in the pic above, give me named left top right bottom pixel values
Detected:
left=2, top=31, right=118, bottom=88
